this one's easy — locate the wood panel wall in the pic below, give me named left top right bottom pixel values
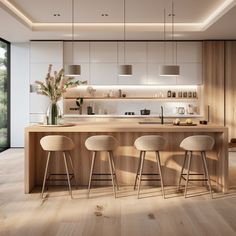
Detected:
left=225, top=41, right=236, bottom=140
left=203, top=41, right=225, bottom=126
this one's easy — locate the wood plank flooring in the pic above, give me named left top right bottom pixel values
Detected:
left=1, top=149, right=236, bottom=236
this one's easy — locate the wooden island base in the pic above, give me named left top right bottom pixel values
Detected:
left=25, top=122, right=228, bottom=193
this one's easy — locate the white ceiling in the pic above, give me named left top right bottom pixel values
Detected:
left=0, top=0, right=236, bottom=42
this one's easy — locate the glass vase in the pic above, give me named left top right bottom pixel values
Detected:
left=46, top=102, right=62, bottom=125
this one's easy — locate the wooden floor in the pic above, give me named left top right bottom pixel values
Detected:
left=1, top=149, right=236, bottom=236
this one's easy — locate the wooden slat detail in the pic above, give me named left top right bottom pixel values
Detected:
left=225, top=41, right=236, bottom=141
left=203, top=41, right=225, bottom=125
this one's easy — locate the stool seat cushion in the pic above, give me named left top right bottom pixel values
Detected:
left=134, top=135, right=166, bottom=151
left=85, top=135, right=118, bottom=151
left=180, top=135, right=215, bottom=151
left=40, top=135, right=74, bottom=151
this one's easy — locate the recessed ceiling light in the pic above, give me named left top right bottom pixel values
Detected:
left=53, top=13, right=61, bottom=17
left=101, top=13, right=109, bottom=17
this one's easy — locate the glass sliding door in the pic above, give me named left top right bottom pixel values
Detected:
left=0, top=38, right=10, bottom=152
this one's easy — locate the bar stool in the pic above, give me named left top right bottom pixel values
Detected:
left=178, top=135, right=215, bottom=198
left=134, top=135, right=166, bottom=199
left=40, top=135, right=76, bottom=199
left=85, top=135, right=119, bottom=198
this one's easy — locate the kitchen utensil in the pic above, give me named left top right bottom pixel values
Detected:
left=140, top=109, right=150, bottom=115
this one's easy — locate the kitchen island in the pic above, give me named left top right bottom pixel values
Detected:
left=25, top=122, right=228, bottom=193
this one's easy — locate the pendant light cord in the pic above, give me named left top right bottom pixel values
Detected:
left=163, top=8, right=166, bottom=64
left=172, top=1, right=174, bottom=64
left=124, top=0, right=126, bottom=64
left=72, top=0, right=74, bottom=63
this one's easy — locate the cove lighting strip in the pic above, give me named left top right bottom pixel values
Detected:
left=1, top=0, right=236, bottom=32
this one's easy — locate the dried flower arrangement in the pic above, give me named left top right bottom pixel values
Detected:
left=35, top=64, right=87, bottom=103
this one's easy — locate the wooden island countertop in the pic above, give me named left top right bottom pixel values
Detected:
left=25, top=122, right=228, bottom=194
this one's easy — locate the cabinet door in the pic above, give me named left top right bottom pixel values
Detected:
left=177, top=63, right=202, bottom=85
left=203, top=41, right=224, bottom=125
left=30, top=42, right=63, bottom=120
left=118, top=63, right=147, bottom=85
left=90, top=42, right=117, bottom=63
left=90, top=63, right=118, bottom=85
left=64, top=42, right=89, bottom=63
left=147, top=63, right=176, bottom=85
left=177, top=42, right=202, bottom=63
left=118, top=42, right=147, bottom=63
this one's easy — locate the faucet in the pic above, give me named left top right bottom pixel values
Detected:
left=160, top=106, right=164, bottom=124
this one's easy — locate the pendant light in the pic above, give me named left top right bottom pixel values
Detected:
left=118, top=0, right=132, bottom=76
left=159, top=2, right=180, bottom=76
left=65, top=0, right=81, bottom=77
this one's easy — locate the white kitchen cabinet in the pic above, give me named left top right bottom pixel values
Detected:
left=90, top=63, right=118, bottom=85
left=30, top=41, right=63, bottom=119
left=177, top=63, right=202, bottom=85
left=147, top=63, right=177, bottom=85
left=147, top=42, right=176, bottom=63
left=30, top=41, right=63, bottom=63
left=118, top=42, right=147, bottom=63
left=90, top=42, right=117, bottom=63
left=118, top=63, right=147, bottom=85
left=177, top=42, right=202, bottom=63
left=63, top=42, right=89, bottom=63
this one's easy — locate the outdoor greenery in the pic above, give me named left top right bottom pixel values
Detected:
left=0, top=40, right=8, bottom=149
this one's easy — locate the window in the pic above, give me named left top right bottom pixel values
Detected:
left=0, top=38, right=10, bottom=152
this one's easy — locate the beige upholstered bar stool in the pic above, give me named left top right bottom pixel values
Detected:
left=85, top=135, right=119, bottom=198
left=40, top=135, right=76, bottom=199
left=134, top=135, right=166, bottom=199
left=178, top=135, right=215, bottom=198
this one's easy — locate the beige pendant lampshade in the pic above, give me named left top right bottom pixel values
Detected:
left=65, top=65, right=81, bottom=77
left=160, top=3, right=180, bottom=77
left=159, top=65, right=180, bottom=76
left=118, top=64, right=132, bottom=76
left=118, top=0, right=133, bottom=77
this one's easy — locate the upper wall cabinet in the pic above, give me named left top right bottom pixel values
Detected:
left=64, top=42, right=89, bottom=63
left=30, top=41, right=63, bottom=63
left=90, top=42, right=117, bottom=63
left=177, top=42, right=202, bottom=63
left=118, top=42, right=147, bottom=63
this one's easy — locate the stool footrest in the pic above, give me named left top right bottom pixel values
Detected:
left=91, top=178, right=113, bottom=181
left=47, top=173, right=74, bottom=182
left=137, top=173, right=159, bottom=176
left=92, top=173, right=115, bottom=175
left=140, top=178, right=161, bottom=181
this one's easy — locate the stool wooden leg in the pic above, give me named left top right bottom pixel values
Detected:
left=110, top=151, right=119, bottom=190
left=63, top=152, right=72, bottom=198
left=201, top=151, right=207, bottom=187
left=178, top=151, right=188, bottom=191
left=156, top=151, right=165, bottom=199
left=108, top=152, right=116, bottom=198
left=185, top=151, right=192, bottom=198
left=202, top=152, right=213, bottom=199
left=137, top=151, right=145, bottom=199
left=67, top=152, right=78, bottom=189
left=88, top=151, right=96, bottom=198
left=41, top=152, right=51, bottom=199
left=134, top=151, right=142, bottom=190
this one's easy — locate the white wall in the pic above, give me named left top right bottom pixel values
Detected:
left=11, top=43, right=30, bottom=147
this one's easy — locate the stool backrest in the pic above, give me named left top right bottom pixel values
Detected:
left=180, top=135, right=215, bottom=151
left=85, top=135, right=118, bottom=151
left=134, top=135, right=166, bottom=151
left=40, top=135, right=74, bottom=151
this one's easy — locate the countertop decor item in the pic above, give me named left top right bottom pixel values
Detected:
left=140, top=109, right=150, bottom=115
left=35, top=64, right=86, bottom=125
